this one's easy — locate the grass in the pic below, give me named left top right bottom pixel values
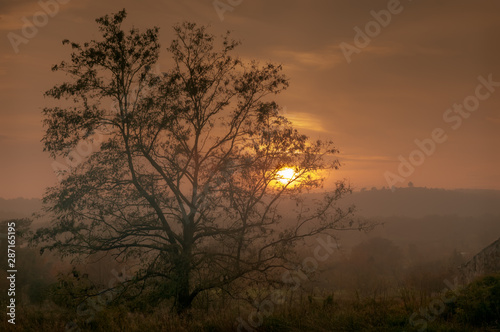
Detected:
left=2, top=274, right=499, bottom=331
left=0, top=294, right=493, bottom=331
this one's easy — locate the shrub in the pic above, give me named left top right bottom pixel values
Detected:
left=451, top=274, right=500, bottom=327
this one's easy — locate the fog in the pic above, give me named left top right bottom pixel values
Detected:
left=1, top=1, right=499, bottom=331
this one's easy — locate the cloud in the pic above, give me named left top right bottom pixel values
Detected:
left=0, top=0, right=84, bottom=32
left=271, top=45, right=344, bottom=70
left=269, top=42, right=443, bottom=71
left=286, top=111, right=330, bottom=133
left=0, top=0, right=34, bottom=14
left=339, top=154, right=392, bottom=163
left=0, top=1, right=43, bottom=31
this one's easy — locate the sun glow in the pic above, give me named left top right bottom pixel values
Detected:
left=276, top=167, right=297, bottom=185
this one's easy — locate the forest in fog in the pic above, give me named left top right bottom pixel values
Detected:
left=1, top=187, right=499, bottom=331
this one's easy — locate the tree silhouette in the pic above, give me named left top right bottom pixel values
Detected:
left=33, top=10, right=359, bottom=312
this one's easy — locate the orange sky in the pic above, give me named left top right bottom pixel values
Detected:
left=0, top=0, right=499, bottom=198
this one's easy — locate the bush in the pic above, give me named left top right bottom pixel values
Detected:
left=451, top=274, right=500, bottom=327
left=261, top=316, right=291, bottom=331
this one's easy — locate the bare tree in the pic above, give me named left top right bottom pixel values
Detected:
left=33, top=10, right=359, bottom=312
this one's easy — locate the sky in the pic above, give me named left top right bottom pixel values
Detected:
left=0, top=0, right=499, bottom=199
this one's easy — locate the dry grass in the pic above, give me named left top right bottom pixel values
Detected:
left=1, top=288, right=494, bottom=332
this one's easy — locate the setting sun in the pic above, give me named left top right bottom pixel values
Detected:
left=276, top=167, right=297, bottom=185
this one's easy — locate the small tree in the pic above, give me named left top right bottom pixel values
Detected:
left=33, top=10, right=360, bottom=312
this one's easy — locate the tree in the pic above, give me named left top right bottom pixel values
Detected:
left=33, top=10, right=360, bottom=312
left=1, top=219, right=55, bottom=305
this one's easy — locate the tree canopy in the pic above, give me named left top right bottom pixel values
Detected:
left=33, top=9, right=358, bottom=312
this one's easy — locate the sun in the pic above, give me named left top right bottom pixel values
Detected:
left=276, top=167, right=296, bottom=185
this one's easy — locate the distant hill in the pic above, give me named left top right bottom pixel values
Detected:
left=0, top=197, right=42, bottom=221
left=277, top=187, right=500, bottom=257
left=1, top=189, right=498, bottom=269
left=339, top=187, right=500, bottom=218
left=1, top=187, right=499, bottom=221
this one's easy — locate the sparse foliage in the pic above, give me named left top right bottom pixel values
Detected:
left=33, top=10, right=359, bottom=312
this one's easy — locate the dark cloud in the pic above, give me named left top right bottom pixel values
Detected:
left=0, top=0, right=35, bottom=15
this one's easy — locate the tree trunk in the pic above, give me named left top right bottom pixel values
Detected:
left=175, top=230, right=194, bottom=314
left=175, top=265, right=192, bottom=314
